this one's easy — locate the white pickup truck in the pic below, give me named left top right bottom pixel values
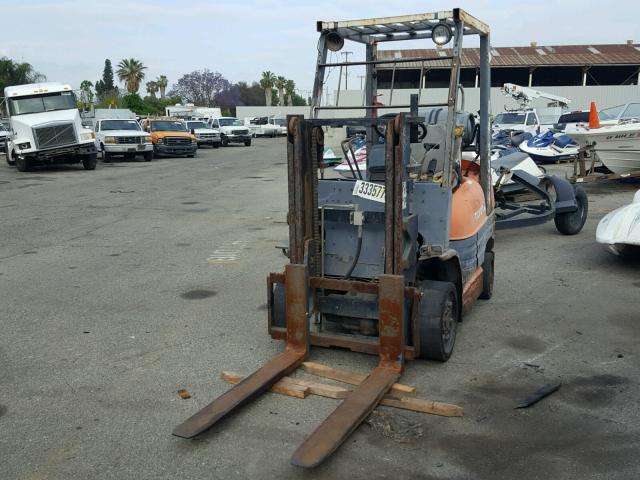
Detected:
left=244, top=116, right=286, bottom=137
left=0, top=119, right=9, bottom=152
left=207, top=117, right=251, bottom=146
left=4, top=82, right=97, bottom=171
left=185, top=120, right=221, bottom=148
left=95, top=117, right=153, bottom=161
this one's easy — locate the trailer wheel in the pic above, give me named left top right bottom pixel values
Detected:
left=418, top=280, right=459, bottom=362
left=479, top=251, right=494, bottom=300
left=15, top=155, right=31, bottom=172
left=82, top=154, right=97, bottom=170
left=554, top=186, right=588, bottom=235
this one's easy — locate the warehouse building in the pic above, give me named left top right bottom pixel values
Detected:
left=376, top=42, right=640, bottom=89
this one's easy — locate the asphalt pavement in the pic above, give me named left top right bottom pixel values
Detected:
left=0, top=140, right=638, bottom=479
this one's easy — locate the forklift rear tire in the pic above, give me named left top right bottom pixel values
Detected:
left=554, top=186, right=588, bottom=235
left=418, top=280, right=459, bottom=362
left=479, top=251, right=494, bottom=300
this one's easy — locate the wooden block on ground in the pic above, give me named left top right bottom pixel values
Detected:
left=220, top=371, right=309, bottom=399
left=380, top=395, right=464, bottom=417
left=302, top=361, right=416, bottom=397
left=280, top=376, right=352, bottom=399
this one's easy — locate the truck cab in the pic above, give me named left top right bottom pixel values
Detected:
left=492, top=110, right=541, bottom=136
left=184, top=120, right=221, bottom=148
left=244, top=116, right=284, bottom=138
left=140, top=117, right=197, bottom=158
left=208, top=117, right=251, bottom=146
left=4, top=82, right=97, bottom=171
left=95, top=117, right=153, bottom=162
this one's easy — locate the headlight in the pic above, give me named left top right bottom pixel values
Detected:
left=80, top=132, right=94, bottom=141
left=104, top=136, right=116, bottom=144
left=191, top=138, right=197, bottom=144
left=143, top=136, right=152, bottom=144
left=432, top=23, right=452, bottom=46
left=18, top=142, right=31, bottom=150
left=195, top=134, right=202, bottom=139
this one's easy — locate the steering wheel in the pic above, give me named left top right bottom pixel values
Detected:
left=373, top=122, right=427, bottom=142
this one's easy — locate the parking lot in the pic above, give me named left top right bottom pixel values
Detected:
left=1, top=139, right=639, bottom=479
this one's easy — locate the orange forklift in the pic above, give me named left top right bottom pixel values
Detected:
left=174, top=8, right=494, bottom=468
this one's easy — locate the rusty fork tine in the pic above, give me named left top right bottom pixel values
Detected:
left=291, top=274, right=405, bottom=468
left=291, top=366, right=399, bottom=467
left=172, top=350, right=305, bottom=438
left=173, top=264, right=309, bottom=439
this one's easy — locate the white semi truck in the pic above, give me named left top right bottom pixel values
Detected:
left=4, top=82, right=97, bottom=171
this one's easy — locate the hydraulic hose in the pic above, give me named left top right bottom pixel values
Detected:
left=343, top=223, right=363, bottom=279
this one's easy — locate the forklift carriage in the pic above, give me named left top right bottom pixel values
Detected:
left=174, top=8, right=494, bottom=468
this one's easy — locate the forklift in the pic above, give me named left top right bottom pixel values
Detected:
left=174, top=8, right=494, bottom=468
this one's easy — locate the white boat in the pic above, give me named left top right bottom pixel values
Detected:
left=596, top=190, right=640, bottom=256
left=568, top=103, right=640, bottom=174
left=568, top=121, right=640, bottom=174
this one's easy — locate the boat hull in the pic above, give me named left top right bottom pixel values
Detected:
left=596, top=190, right=640, bottom=255
left=569, top=124, right=640, bottom=174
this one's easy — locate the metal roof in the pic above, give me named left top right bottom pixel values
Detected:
left=377, top=43, right=640, bottom=69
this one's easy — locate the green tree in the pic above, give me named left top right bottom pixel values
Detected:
left=95, top=59, right=118, bottom=101
left=0, top=57, right=45, bottom=94
left=116, top=58, right=147, bottom=94
left=274, top=76, right=286, bottom=106
left=259, top=71, right=276, bottom=106
left=146, top=80, right=159, bottom=98
left=237, top=81, right=265, bottom=106
left=79, top=80, right=94, bottom=110
left=156, top=75, right=168, bottom=99
left=284, top=79, right=296, bottom=106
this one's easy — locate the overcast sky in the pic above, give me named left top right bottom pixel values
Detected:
left=3, top=0, right=640, bottom=96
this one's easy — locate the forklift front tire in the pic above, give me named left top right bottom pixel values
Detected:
left=418, top=280, right=459, bottom=362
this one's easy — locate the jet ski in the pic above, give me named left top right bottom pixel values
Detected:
left=596, top=190, right=640, bottom=256
left=519, top=130, right=579, bottom=164
left=333, top=136, right=367, bottom=178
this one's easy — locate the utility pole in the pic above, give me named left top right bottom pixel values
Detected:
left=341, top=51, right=353, bottom=90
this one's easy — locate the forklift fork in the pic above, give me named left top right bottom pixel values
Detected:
left=172, top=263, right=310, bottom=439
left=173, top=268, right=406, bottom=468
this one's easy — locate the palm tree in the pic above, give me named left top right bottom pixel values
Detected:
left=146, top=80, right=159, bottom=98
left=274, top=76, right=286, bottom=106
left=157, top=75, right=168, bottom=99
left=284, top=79, right=296, bottom=106
left=259, top=71, right=276, bottom=106
left=116, top=58, right=147, bottom=94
